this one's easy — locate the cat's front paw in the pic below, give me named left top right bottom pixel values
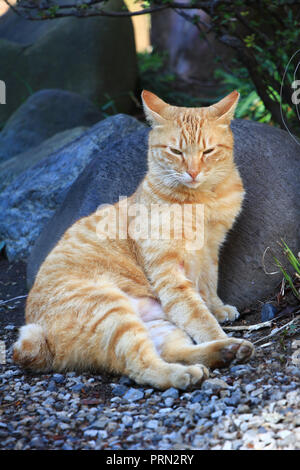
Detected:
left=212, top=304, right=240, bottom=323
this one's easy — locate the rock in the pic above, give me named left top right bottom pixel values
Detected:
left=0, top=90, right=101, bottom=163
left=123, top=388, right=144, bottom=402
left=191, top=392, right=208, bottom=403
left=245, top=384, right=256, bottom=394
left=0, top=0, right=137, bottom=125
left=0, top=114, right=145, bottom=263
left=71, top=383, right=85, bottom=393
left=46, top=381, right=57, bottom=393
left=219, top=120, right=300, bottom=309
left=0, top=126, right=87, bottom=192
left=161, top=388, right=179, bottom=399
left=146, top=420, right=159, bottom=430
left=201, top=378, right=229, bottom=392
left=261, top=303, right=278, bottom=322
left=111, top=385, right=128, bottom=397
left=29, top=437, right=47, bottom=449
left=83, top=429, right=99, bottom=438
left=164, top=398, right=174, bottom=407
left=0, top=39, right=24, bottom=129
left=24, top=119, right=300, bottom=309
left=122, top=416, right=133, bottom=427
left=89, top=419, right=107, bottom=430
left=224, top=391, right=242, bottom=407
left=211, top=410, right=223, bottom=419
left=52, top=374, right=65, bottom=385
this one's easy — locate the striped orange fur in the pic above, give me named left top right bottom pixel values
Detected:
left=13, top=91, right=254, bottom=390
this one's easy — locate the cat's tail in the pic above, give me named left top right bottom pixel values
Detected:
left=13, top=323, right=53, bottom=371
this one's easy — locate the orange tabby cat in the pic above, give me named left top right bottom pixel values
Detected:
left=13, top=90, right=254, bottom=390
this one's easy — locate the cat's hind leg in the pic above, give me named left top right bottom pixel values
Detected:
left=160, top=328, right=254, bottom=369
left=15, top=279, right=207, bottom=390
left=131, top=296, right=254, bottom=369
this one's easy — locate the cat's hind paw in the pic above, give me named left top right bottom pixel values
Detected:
left=220, top=339, right=254, bottom=365
left=212, top=304, right=240, bottom=323
left=167, top=363, right=209, bottom=390
left=198, top=337, right=254, bottom=369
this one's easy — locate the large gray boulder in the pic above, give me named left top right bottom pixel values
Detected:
left=0, top=0, right=137, bottom=125
left=0, top=126, right=87, bottom=193
left=0, top=89, right=102, bottom=162
left=219, top=120, right=300, bottom=309
left=26, top=119, right=300, bottom=310
left=0, top=114, right=145, bottom=261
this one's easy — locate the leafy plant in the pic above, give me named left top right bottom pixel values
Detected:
left=138, top=51, right=214, bottom=107
left=137, top=51, right=175, bottom=101
left=214, top=68, right=273, bottom=123
left=273, top=240, right=300, bottom=301
left=9, top=0, right=300, bottom=131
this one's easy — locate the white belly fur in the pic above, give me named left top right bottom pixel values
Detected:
left=129, top=296, right=177, bottom=353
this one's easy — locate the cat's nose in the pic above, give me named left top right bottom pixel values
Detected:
left=188, top=170, right=199, bottom=180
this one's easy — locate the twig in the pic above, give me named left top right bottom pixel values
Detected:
left=223, top=307, right=300, bottom=333
left=253, top=316, right=300, bottom=345
left=4, top=0, right=215, bottom=20
left=257, top=341, right=273, bottom=349
left=223, top=320, right=274, bottom=332
left=0, top=295, right=27, bottom=307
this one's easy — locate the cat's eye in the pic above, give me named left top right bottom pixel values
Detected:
left=169, top=148, right=183, bottom=156
left=203, top=148, right=214, bottom=155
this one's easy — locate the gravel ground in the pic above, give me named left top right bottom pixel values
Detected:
left=0, top=259, right=299, bottom=450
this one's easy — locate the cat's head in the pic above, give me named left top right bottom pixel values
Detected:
left=142, top=90, right=239, bottom=190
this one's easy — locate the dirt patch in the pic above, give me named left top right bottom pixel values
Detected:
left=0, top=258, right=27, bottom=334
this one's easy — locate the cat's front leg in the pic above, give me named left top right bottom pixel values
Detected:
left=202, top=268, right=240, bottom=323
left=202, top=241, right=240, bottom=323
left=142, top=246, right=227, bottom=344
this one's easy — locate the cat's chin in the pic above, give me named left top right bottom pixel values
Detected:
left=182, top=181, right=202, bottom=189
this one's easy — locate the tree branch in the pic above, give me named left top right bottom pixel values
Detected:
left=11, top=0, right=217, bottom=20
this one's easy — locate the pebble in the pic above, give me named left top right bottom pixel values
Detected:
left=71, top=382, right=85, bottom=392
left=245, top=383, right=256, bottom=393
left=53, top=374, right=65, bottom=384
left=224, top=391, right=241, bottom=407
left=89, top=419, right=107, bottom=430
left=0, top=333, right=299, bottom=451
left=111, top=384, right=128, bottom=396
left=202, top=378, right=228, bottom=392
left=164, top=397, right=174, bottom=407
left=146, top=420, right=159, bottom=430
left=122, top=416, right=133, bottom=427
left=161, top=388, right=179, bottom=399
left=190, top=391, right=207, bottom=403
left=123, top=388, right=144, bottom=402
left=261, top=303, right=278, bottom=322
left=4, top=325, right=15, bottom=331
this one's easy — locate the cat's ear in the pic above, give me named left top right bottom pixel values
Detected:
left=141, top=90, right=168, bottom=127
left=209, top=90, right=240, bottom=124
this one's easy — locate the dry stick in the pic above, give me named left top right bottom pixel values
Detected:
left=0, top=295, right=28, bottom=307
left=254, top=316, right=300, bottom=345
left=223, top=308, right=300, bottom=333
left=223, top=320, right=274, bottom=332
left=258, top=341, right=273, bottom=349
